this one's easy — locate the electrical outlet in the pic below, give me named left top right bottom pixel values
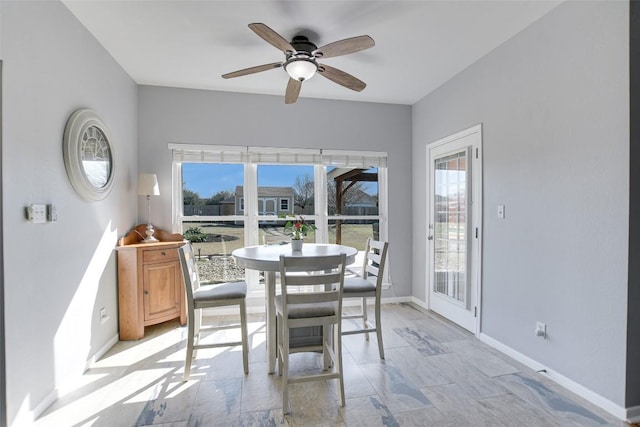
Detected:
left=536, top=321, right=547, bottom=338
left=100, top=307, right=109, bottom=325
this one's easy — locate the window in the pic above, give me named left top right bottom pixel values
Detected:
left=326, top=166, right=381, bottom=251
left=170, top=144, right=389, bottom=301
left=177, top=162, right=246, bottom=282
left=257, top=163, right=314, bottom=238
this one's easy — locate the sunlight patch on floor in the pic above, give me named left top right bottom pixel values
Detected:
left=36, top=368, right=176, bottom=426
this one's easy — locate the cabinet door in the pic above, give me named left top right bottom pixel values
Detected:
left=143, top=261, right=182, bottom=322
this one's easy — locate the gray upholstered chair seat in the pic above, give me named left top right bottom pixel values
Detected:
left=275, top=296, right=336, bottom=318
left=343, top=276, right=376, bottom=294
left=194, top=282, right=247, bottom=302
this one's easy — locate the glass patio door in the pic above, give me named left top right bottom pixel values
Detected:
left=428, top=125, right=482, bottom=333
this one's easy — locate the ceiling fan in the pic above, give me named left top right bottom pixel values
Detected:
left=222, top=23, right=375, bottom=104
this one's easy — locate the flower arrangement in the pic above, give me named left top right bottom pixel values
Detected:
left=281, top=215, right=317, bottom=240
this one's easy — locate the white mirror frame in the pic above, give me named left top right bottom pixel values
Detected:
left=63, top=109, right=115, bottom=201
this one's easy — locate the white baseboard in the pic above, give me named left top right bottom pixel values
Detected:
left=381, top=296, right=413, bottom=304
left=28, top=388, right=59, bottom=425
left=479, top=333, right=629, bottom=422
left=28, top=333, right=120, bottom=424
left=409, top=296, right=429, bottom=311
left=85, top=333, right=119, bottom=370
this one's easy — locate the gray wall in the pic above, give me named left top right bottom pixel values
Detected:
left=412, top=1, right=628, bottom=407
left=137, top=86, right=413, bottom=300
left=1, top=1, right=138, bottom=424
left=1, top=0, right=633, bottom=422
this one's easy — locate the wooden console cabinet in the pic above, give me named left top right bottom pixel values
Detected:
left=116, top=225, right=187, bottom=340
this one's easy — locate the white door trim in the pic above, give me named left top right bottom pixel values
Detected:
left=426, top=124, right=483, bottom=335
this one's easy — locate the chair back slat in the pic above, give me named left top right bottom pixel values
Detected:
left=263, top=234, right=290, bottom=245
left=360, top=238, right=389, bottom=290
left=365, top=264, right=380, bottom=277
left=279, top=253, right=346, bottom=314
left=368, top=252, right=383, bottom=265
left=283, top=272, right=343, bottom=287
left=281, top=256, right=343, bottom=271
left=288, top=290, right=341, bottom=305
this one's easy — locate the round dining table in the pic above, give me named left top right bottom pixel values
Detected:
left=232, top=243, right=357, bottom=373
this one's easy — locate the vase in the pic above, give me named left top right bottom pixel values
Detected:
left=291, top=239, right=303, bottom=252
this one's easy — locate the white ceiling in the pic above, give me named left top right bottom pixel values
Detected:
left=62, top=0, right=562, bottom=105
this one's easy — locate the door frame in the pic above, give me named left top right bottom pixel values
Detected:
left=426, top=124, right=483, bottom=335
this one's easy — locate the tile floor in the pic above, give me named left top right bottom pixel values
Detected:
left=34, top=303, right=631, bottom=426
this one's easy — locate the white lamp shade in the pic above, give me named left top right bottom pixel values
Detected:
left=138, top=173, right=160, bottom=196
left=285, top=59, right=317, bottom=81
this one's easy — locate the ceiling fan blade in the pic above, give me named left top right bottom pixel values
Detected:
left=314, top=35, right=374, bottom=59
left=285, top=78, right=302, bottom=104
left=248, top=23, right=294, bottom=53
left=318, top=64, right=366, bottom=92
left=222, top=62, right=283, bottom=79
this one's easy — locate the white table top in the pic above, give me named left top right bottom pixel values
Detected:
left=232, top=243, right=358, bottom=271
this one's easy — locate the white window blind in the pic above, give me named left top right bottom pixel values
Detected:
left=169, top=144, right=387, bottom=168
left=321, top=149, right=387, bottom=168
left=169, top=144, right=248, bottom=163
left=248, top=147, right=322, bottom=164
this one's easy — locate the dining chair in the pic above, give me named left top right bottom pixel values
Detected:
left=262, top=232, right=290, bottom=245
left=177, top=243, right=249, bottom=380
left=261, top=233, right=291, bottom=285
left=275, top=253, right=346, bottom=415
left=341, top=238, right=389, bottom=359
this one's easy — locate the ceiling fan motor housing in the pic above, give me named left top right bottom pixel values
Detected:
left=290, top=35, right=318, bottom=55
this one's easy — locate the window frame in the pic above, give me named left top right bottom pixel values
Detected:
left=170, top=144, right=390, bottom=301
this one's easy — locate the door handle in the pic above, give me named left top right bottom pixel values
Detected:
left=428, top=235, right=434, bottom=240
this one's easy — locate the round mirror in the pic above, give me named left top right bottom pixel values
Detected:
left=63, top=109, right=115, bottom=201
left=80, top=124, right=112, bottom=188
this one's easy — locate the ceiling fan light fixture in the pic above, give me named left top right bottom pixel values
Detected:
left=285, top=58, right=318, bottom=81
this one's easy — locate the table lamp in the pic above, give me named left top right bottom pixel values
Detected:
left=138, top=173, right=160, bottom=243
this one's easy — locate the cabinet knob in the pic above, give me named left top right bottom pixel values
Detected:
left=144, top=290, right=149, bottom=295
left=161, top=251, right=167, bottom=256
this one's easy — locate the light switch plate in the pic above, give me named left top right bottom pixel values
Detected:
left=26, top=204, right=47, bottom=223
left=497, top=204, right=505, bottom=219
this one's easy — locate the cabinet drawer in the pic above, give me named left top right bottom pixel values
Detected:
left=143, top=248, right=178, bottom=263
